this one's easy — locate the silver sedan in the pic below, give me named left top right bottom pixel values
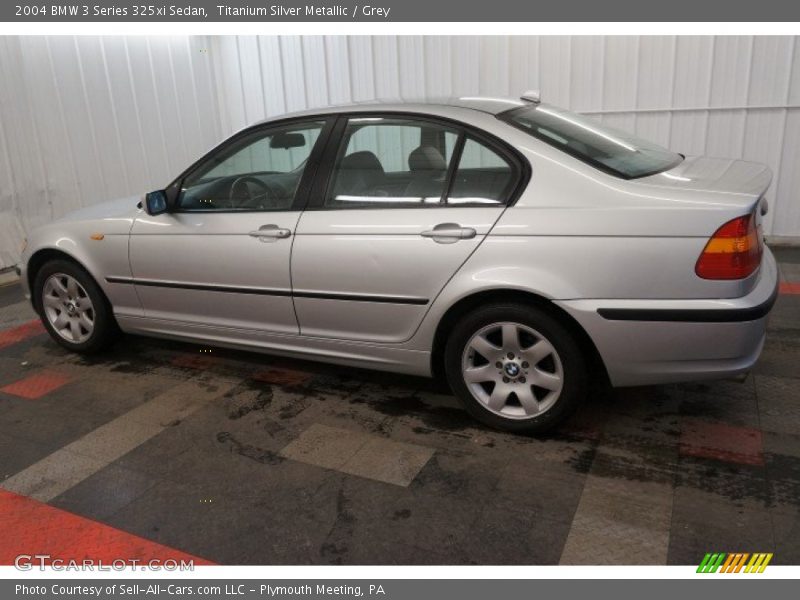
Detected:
left=18, top=94, right=779, bottom=433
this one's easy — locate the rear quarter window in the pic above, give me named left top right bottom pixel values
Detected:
left=500, top=104, right=682, bottom=179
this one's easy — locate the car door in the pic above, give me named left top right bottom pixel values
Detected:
left=128, top=118, right=331, bottom=334
left=291, top=114, right=524, bottom=343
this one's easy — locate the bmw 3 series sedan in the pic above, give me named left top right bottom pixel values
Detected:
left=19, top=94, right=779, bottom=433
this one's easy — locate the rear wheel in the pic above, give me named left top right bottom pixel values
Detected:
left=34, top=259, right=118, bottom=354
left=444, top=303, right=587, bottom=433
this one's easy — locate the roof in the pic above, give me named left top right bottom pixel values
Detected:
left=256, top=95, right=530, bottom=124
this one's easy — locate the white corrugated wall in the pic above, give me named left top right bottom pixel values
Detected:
left=2, top=35, right=800, bottom=269
left=0, top=36, right=222, bottom=269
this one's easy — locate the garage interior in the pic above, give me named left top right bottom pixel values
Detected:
left=1, top=35, right=799, bottom=565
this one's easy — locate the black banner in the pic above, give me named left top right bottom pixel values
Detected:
left=5, top=579, right=799, bottom=600
left=3, top=0, right=800, bottom=22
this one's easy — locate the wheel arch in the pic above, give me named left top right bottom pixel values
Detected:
left=430, top=288, right=610, bottom=387
left=27, top=248, right=102, bottom=312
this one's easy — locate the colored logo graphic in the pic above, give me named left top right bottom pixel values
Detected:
left=697, top=552, right=773, bottom=573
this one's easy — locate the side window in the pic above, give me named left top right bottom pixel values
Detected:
left=178, top=121, right=324, bottom=211
left=447, top=137, right=516, bottom=205
left=325, top=118, right=459, bottom=209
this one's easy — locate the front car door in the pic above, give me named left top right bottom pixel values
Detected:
left=291, top=114, right=524, bottom=343
left=126, top=118, right=331, bottom=335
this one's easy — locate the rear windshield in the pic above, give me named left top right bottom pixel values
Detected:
left=500, top=104, right=682, bottom=179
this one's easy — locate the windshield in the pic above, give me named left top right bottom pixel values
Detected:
left=500, top=104, right=682, bottom=179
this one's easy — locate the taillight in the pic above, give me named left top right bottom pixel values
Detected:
left=695, top=213, right=763, bottom=280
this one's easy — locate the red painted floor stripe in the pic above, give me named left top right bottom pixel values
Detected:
left=0, top=319, right=45, bottom=350
left=0, top=489, right=214, bottom=566
left=780, top=282, right=800, bottom=295
left=252, top=366, right=312, bottom=386
left=0, top=370, right=72, bottom=400
left=171, top=352, right=220, bottom=370
left=679, top=418, right=764, bottom=466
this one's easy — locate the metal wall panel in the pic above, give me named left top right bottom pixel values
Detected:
left=2, top=35, right=800, bottom=271
left=0, top=36, right=222, bottom=268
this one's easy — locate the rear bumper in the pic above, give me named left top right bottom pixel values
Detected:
left=557, top=247, right=779, bottom=387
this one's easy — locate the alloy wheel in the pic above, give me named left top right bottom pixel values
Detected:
left=42, top=273, right=95, bottom=344
left=461, top=321, right=564, bottom=419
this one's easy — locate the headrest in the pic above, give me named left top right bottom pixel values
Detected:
left=409, top=145, right=447, bottom=172
left=341, top=151, right=384, bottom=173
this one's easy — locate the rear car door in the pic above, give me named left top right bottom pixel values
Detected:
left=127, top=119, right=331, bottom=334
left=291, top=114, right=525, bottom=343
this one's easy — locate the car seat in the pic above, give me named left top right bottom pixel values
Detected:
left=404, top=145, right=448, bottom=202
left=332, top=151, right=386, bottom=201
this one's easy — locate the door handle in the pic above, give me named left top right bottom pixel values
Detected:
left=420, top=223, right=477, bottom=244
left=248, top=224, right=292, bottom=242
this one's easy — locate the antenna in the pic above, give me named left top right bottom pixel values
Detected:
left=520, top=90, right=541, bottom=103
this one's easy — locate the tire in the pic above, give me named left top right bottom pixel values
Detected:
left=33, top=259, right=119, bottom=354
left=444, top=303, right=587, bottom=434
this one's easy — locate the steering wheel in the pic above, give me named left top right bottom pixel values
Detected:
left=228, top=175, right=278, bottom=209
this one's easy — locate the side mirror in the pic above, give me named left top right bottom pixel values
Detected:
left=270, top=132, right=306, bottom=149
left=144, top=190, right=169, bottom=216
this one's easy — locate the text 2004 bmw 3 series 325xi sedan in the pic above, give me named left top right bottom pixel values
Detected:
left=18, top=93, right=779, bottom=433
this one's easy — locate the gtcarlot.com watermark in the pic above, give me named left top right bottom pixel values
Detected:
left=14, top=554, right=195, bottom=572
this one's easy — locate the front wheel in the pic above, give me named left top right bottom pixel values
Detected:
left=34, top=259, right=119, bottom=354
left=444, top=303, right=587, bottom=434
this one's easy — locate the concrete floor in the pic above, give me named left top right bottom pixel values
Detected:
left=0, top=248, right=799, bottom=566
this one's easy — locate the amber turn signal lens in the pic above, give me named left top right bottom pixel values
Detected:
left=695, top=213, right=763, bottom=280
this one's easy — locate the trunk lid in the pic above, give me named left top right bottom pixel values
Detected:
left=634, top=156, right=772, bottom=202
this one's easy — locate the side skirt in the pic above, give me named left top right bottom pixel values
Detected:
left=114, top=314, right=432, bottom=377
